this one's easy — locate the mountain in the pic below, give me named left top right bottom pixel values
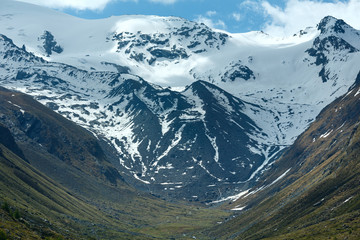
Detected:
left=0, top=32, right=269, bottom=201
left=1, top=0, right=360, bottom=238
left=1, top=0, right=360, bottom=202
left=0, top=86, right=229, bottom=239
left=204, top=72, right=360, bottom=239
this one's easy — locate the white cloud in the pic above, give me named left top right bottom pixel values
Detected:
left=239, top=0, right=262, bottom=12
left=232, top=13, right=241, bottom=21
left=194, top=15, right=227, bottom=30
left=262, top=0, right=360, bottom=37
left=15, top=0, right=127, bottom=11
left=216, top=19, right=227, bottom=29
left=149, top=0, right=178, bottom=4
left=206, top=10, right=217, bottom=17
left=196, top=11, right=228, bottom=30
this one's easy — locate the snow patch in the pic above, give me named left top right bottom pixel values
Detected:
left=160, top=182, right=183, bottom=185
left=246, top=146, right=285, bottom=182
left=344, top=196, right=353, bottom=203
left=354, top=88, right=360, bottom=97
left=320, top=129, right=333, bottom=138
left=231, top=205, right=246, bottom=211
left=269, top=168, right=291, bottom=186
left=210, top=189, right=250, bottom=204
left=193, top=157, right=222, bottom=182
left=133, top=174, right=150, bottom=184
left=153, top=124, right=185, bottom=166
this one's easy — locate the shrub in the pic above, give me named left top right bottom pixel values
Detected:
left=1, top=202, right=10, bottom=213
left=13, top=209, right=20, bottom=219
left=0, top=230, right=7, bottom=240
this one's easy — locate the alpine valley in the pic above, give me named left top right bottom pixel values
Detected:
left=0, top=0, right=360, bottom=239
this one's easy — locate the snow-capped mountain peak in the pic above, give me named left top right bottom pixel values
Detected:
left=318, top=16, right=352, bottom=34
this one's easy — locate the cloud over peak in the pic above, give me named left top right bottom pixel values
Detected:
left=262, top=0, right=360, bottom=36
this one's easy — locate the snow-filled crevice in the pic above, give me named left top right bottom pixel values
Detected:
left=152, top=124, right=185, bottom=167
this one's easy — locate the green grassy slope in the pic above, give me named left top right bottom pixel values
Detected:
left=0, top=142, right=228, bottom=239
left=0, top=143, right=127, bottom=239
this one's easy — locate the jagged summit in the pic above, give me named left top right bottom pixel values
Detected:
left=306, top=16, right=360, bottom=83
left=318, top=16, right=350, bottom=34
left=316, top=15, right=360, bottom=49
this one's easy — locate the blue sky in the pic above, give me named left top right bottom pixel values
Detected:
left=62, top=0, right=278, bottom=33
left=16, top=0, right=360, bottom=36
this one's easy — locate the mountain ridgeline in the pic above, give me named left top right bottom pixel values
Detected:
left=1, top=12, right=360, bottom=201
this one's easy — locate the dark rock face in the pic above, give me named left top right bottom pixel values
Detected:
left=318, top=16, right=347, bottom=34
left=149, top=48, right=188, bottom=60
left=307, top=36, right=357, bottom=66
left=221, top=61, right=255, bottom=82
left=101, top=62, right=131, bottom=74
left=0, top=122, right=25, bottom=160
left=110, top=18, right=229, bottom=64
left=39, top=30, right=63, bottom=56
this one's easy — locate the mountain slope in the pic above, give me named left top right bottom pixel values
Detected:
left=0, top=86, right=124, bottom=188
left=0, top=140, right=121, bottom=239
left=205, top=72, right=360, bottom=239
left=0, top=86, right=229, bottom=239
